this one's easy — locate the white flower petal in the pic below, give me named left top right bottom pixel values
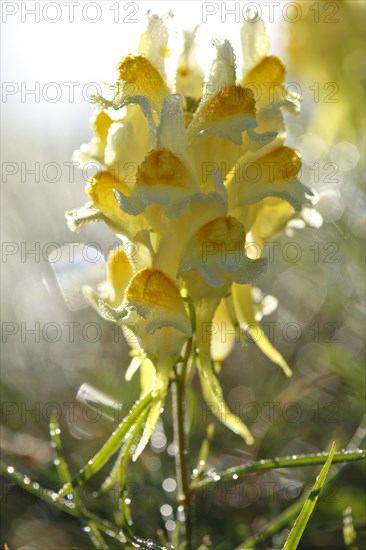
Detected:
left=138, top=13, right=170, bottom=79
left=241, top=18, right=270, bottom=75
left=204, top=39, right=236, bottom=101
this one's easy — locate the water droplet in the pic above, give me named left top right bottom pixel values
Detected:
left=214, top=475, right=221, bottom=481
left=83, top=526, right=91, bottom=533
left=7, top=466, right=14, bottom=474
left=167, top=443, right=178, bottom=456
left=23, top=476, right=31, bottom=485
left=32, top=482, right=40, bottom=490
left=292, top=455, right=298, bottom=460
left=53, top=458, right=60, bottom=466
left=162, top=478, right=177, bottom=492
left=165, top=519, right=176, bottom=532
left=160, top=503, right=173, bottom=517
left=124, top=498, right=131, bottom=505
left=232, top=474, right=238, bottom=480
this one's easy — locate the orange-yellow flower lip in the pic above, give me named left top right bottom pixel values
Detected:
left=118, top=54, right=169, bottom=106
left=136, top=149, right=193, bottom=189
left=198, top=216, right=246, bottom=247
left=203, top=85, right=256, bottom=120
left=126, top=268, right=183, bottom=311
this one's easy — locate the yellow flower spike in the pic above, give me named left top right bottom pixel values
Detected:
left=106, top=247, right=133, bottom=306
left=118, top=54, right=170, bottom=109
left=232, top=284, right=292, bottom=377
left=67, top=12, right=320, bottom=465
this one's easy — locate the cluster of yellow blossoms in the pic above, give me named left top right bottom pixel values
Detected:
left=67, top=14, right=319, bottom=459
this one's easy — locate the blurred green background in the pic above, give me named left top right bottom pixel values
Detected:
left=1, top=1, right=365, bottom=548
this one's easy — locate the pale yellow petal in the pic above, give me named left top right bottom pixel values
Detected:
left=118, top=55, right=169, bottom=108
left=232, top=284, right=292, bottom=376
left=106, top=247, right=133, bottom=305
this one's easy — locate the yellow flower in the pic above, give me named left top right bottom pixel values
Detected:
left=67, top=13, right=319, bottom=455
left=84, top=251, right=192, bottom=458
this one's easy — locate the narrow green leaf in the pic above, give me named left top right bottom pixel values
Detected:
left=342, top=507, right=358, bottom=549
left=282, top=442, right=336, bottom=550
left=101, top=409, right=148, bottom=493
left=190, top=448, right=366, bottom=493
left=0, top=463, right=165, bottom=549
left=56, top=392, right=153, bottom=499
left=49, top=415, right=108, bottom=550
left=238, top=494, right=306, bottom=549
left=193, top=423, right=215, bottom=481
left=49, top=414, right=72, bottom=484
left=237, top=420, right=366, bottom=550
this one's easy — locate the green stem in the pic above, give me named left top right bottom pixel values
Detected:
left=173, top=337, right=194, bottom=549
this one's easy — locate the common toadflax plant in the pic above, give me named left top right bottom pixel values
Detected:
left=4, top=9, right=366, bottom=550
left=66, top=13, right=319, bottom=461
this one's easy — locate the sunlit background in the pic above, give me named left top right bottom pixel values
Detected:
left=1, top=1, right=365, bottom=548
